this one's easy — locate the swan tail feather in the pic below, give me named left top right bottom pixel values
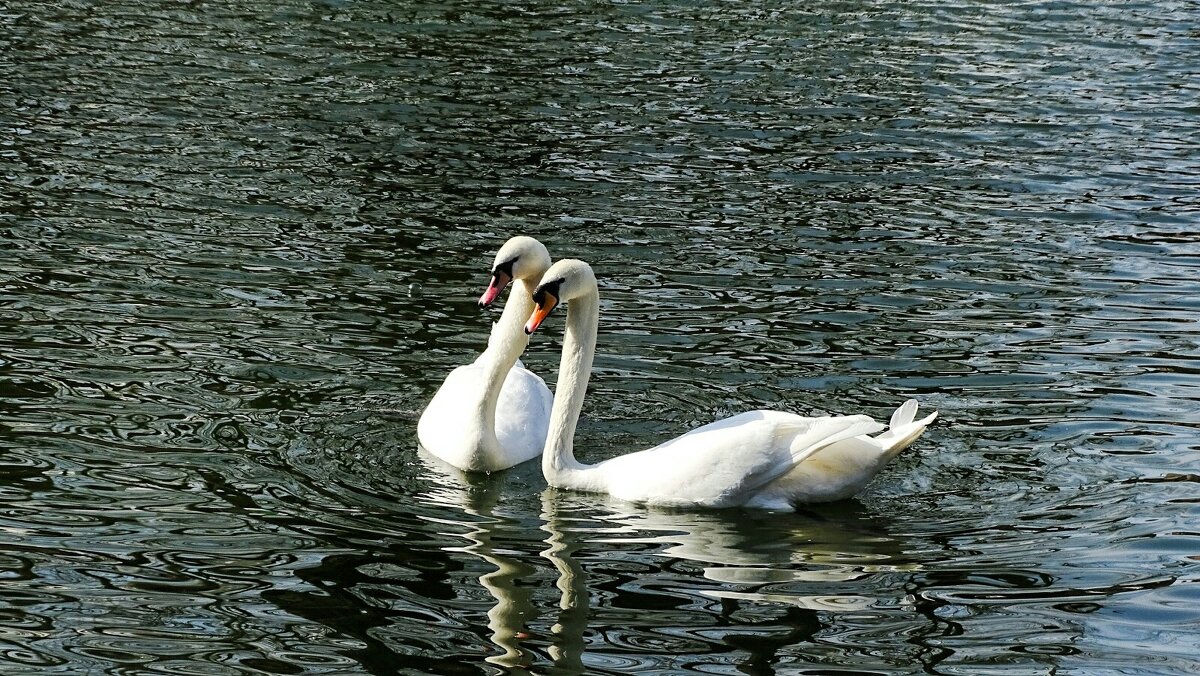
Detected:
left=876, top=399, right=938, bottom=456
left=889, top=399, right=919, bottom=429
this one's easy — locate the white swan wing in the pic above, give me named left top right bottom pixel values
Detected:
left=418, top=360, right=551, bottom=469
left=597, top=412, right=882, bottom=508
left=493, top=362, right=553, bottom=464
left=417, top=363, right=487, bottom=465
left=760, top=399, right=938, bottom=504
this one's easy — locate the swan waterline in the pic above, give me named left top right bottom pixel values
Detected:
left=416, top=236, right=555, bottom=472
left=524, top=259, right=938, bottom=511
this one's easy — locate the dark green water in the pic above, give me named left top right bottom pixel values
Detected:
left=3, top=1, right=1199, bottom=673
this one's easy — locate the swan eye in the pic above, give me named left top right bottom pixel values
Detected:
left=493, top=257, right=517, bottom=277
left=533, top=279, right=562, bottom=307
left=526, top=280, right=561, bottom=334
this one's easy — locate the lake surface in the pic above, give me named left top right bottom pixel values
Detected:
left=2, top=0, right=1199, bottom=673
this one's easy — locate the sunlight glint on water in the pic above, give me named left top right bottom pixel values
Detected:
left=2, top=1, right=1199, bottom=673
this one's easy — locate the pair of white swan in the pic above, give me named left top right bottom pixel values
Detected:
left=418, top=237, right=937, bottom=510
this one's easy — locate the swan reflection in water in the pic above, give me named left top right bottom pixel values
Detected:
left=417, top=452, right=534, bottom=670
left=420, top=449, right=919, bottom=673
left=578, top=496, right=917, bottom=611
left=418, top=450, right=588, bottom=673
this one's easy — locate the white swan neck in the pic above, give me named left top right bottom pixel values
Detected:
left=477, top=278, right=536, bottom=460
left=542, top=287, right=599, bottom=489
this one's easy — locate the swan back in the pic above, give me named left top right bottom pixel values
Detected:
left=594, top=412, right=883, bottom=508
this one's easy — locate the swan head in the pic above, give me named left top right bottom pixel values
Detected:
left=525, top=259, right=595, bottom=335
left=478, top=236, right=552, bottom=308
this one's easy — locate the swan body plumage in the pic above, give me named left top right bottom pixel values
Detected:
left=418, top=355, right=552, bottom=472
left=417, top=237, right=554, bottom=472
left=524, top=259, right=937, bottom=510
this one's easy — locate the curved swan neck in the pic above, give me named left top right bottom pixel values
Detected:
left=542, top=287, right=599, bottom=487
left=487, top=277, right=537, bottom=359
left=478, top=278, right=537, bottom=454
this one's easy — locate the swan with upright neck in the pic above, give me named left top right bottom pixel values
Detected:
left=416, top=236, right=554, bottom=472
left=523, top=259, right=937, bottom=510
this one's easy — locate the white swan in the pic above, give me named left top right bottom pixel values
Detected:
left=417, top=236, right=554, bottom=472
left=523, top=259, right=937, bottom=510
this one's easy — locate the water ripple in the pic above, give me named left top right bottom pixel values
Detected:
left=3, top=0, right=1199, bottom=673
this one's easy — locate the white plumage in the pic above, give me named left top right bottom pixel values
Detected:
left=525, top=259, right=937, bottom=510
left=417, top=237, right=554, bottom=472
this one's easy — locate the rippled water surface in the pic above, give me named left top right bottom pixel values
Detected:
left=3, top=0, right=1199, bottom=673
